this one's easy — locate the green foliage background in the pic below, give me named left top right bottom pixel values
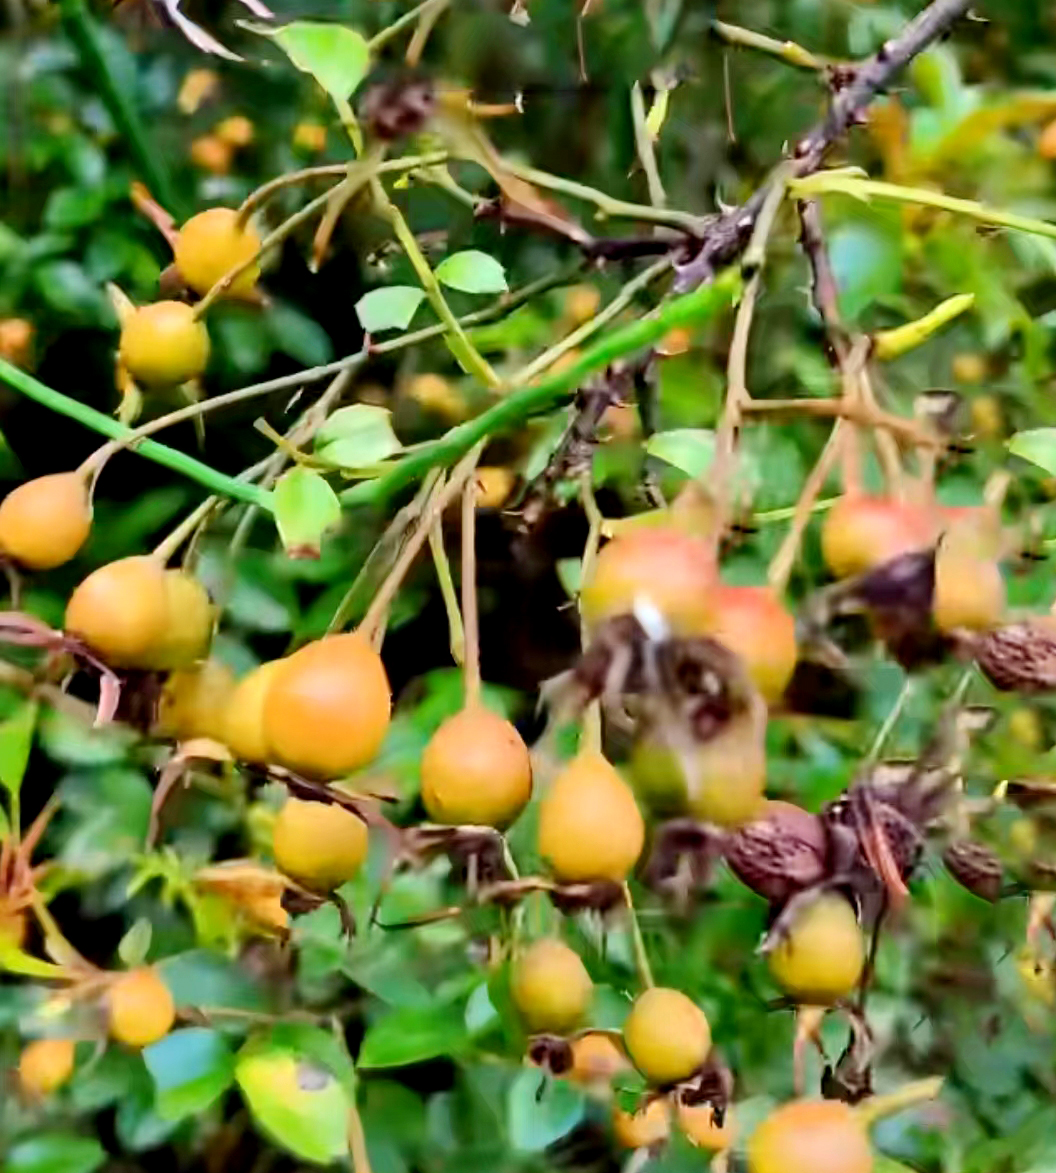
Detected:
left=4, top=1, right=1056, bottom=1171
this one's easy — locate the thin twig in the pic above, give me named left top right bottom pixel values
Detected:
left=460, top=464, right=482, bottom=707
left=429, top=514, right=465, bottom=665
left=630, top=82, right=666, bottom=209
left=711, top=20, right=832, bottom=72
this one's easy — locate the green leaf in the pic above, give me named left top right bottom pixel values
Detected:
left=356, top=286, right=426, bottom=333
left=117, top=918, right=152, bottom=969
left=266, top=301, right=334, bottom=367
left=6, top=1135, right=106, bottom=1173
left=435, top=250, right=508, bottom=295
left=358, top=1003, right=470, bottom=1069
left=235, top=1044, right=350, bottom=1164
left=43, top=187, right=107, bottom=231
left=143, top=1028, right=235, bottom=1120
left=159, top=949, right=271, bottom=1012
left=0, top=937, right=69, bottom=979
left=645, top=428, right=716, bottom=477
left=1009, top=428, right=1056, bottom=475
left=252, top=21, right=371, bottom=101
left=827, top=215, right=903, bottom=320
left=0, top=699, right=37, bottom=798
left=273, top=467, right=342, bottom=558
left=315, top=404, right=403, bottom=469
left=507, top=1068, right=586, bottom=1152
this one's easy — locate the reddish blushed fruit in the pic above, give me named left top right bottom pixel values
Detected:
left=748, top=1099, right=873, bottom=1173
left=174, top=207, right=262, bottom=298
left=537, top=752, right=645, bottom=883
left=421, top=704, right=532, bottom=828
left=119, top=301, right=210, bottom=388
left=271, top=798, right=369, bottom=892
left=580, top=527, right=717, bottom=635
left=821, top=495, right=935, bottom=580
left=107, top=967, right=176, bottom=1048
left=510, top=938, right=593, bottom=1034
left=0, top=472, right=92, bottom=570
left=622, top=987, right=711, bottom=1085
left=706, top=585, right=798, bottom=703
left=263, top=634, right=391, bottom=779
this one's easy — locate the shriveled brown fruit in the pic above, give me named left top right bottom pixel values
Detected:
left=767, top=893, right=865, bottom=1005
left=119, top=301, right=210, bottom=388
left=537, top=751, right=645, bottom=883
left=18, top=1038, right=75, bottom=1096
left=107, top=967, right=176, bottom=1048
left=510, top=938, right=593, bottom=1034
left=747, top=1099, right=872, bottom=1173
left=264, top=634, right=391, bottom=778
left=725, top=800, right=827, bottom=905
left=173, top=207, right=262, bottom=298
left=580, top=526, right=717, bottom=635
left=271, top=797, right=369, bottom=892
left=421, top=704, right=532, bottom=828
left=0, top=472, right=92, bottom=570
left=706, top=584, right=798, bottom=704
left=223, top=660, right=284, bottom=762
left=623, top=987, right=711, bottom=1085
left=821, top=495, right=935, bottom=580
left=65, top=555, right=170, bottom=667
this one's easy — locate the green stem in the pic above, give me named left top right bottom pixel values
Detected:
left=366, top=0, right=438, bottom=51
left=0, top=358, right=272, bottom=511
left=341, top=267, right=739, bottom=506
left=622, top=882, right=655, bottom=989
left=711, top=20, right=830, bottom=72
left=59, top=0, right=183, bottom=217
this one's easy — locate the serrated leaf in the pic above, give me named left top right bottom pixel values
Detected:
left=0, top=698, right=37, bottom=799
left=358, top=1003, right=470, bottom=1068
left=250, top=21, right=370, bottom=101
left=645, top=428, right=716, bottom=477
left=273, top=467, right=341, bottom=558
left=356, top=286, right=426, bottom=333
left=117, top=918, right=152, bottom=969
left=144, top=1028, right=235, bottom=1120
left=235, top=1045, right=350, bottom=1163
left=435, top=250, right=508, bottom=295
left=507, top=1068, right=586, bottom=1152
left=1009, top=428, right=1056, bottom=475
left=6, top=1135, right=106, bottom=1173
left=315, top=404, right=402, bottom=469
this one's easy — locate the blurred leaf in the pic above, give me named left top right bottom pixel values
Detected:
left=236, top=1044, right=350, bottom=1163
left=0, top=937, right=69, bottom=979
left=0, top=698, right=37, bottom=798
left=263, top=1022, right=356, bottom=1090
left=115, top=1080, right=180, bottom=1151
left=6, top=1135, right=106, bottom=1173
left=1009, top=428, right=1056, bottom=474
left=357, top=286, right=426, bottom=333
left=38, top=708, right=135, bottom=767
left=645, top=428, right=715, bottom=477
left=315, top=404, right=403, bottom=468
left=160, top=949, right=271, bottom=1012
left=435, top=251, right=508, bottom=295
left=43, top=186, right=106, bottom=231
left=144, top=1028, right=236, bottom=1120
left=117, top=918, right=153, bottom=969
left=359, top=1003, right=470, bottom=1068
left=267, top=301, right=334, bottom=366
left=253, top=21, right=371, bottom=102
left=273, top=467, right=341, bottom=557
left=507, top=1068, right=586, bottom=1152
left=32, top=260, right=109, bottom=322
left=829, top=216, right=903, bottom=320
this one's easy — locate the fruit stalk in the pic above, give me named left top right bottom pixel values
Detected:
left=854, top=1076, right=944, bottom=1127
left=622, top=882, right=655, bottom=989
left=460, top=466, right=482, bottom=706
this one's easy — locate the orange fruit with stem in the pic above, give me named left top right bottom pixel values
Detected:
left=767, top=893, right=865, bottom=1004
left=173, top=207, right=262, bottom=298
left=821, top=495, right=935, bottom=580
left=622, top=987, right=711, bottom=1085
left=119, top=301, right=210, bottom=388
left=705, top=584, right=798, bottom=703
left=263, top=634, right=391, bottom=779
left=65, top=555, right=170, bottom=668
left=0, top=472, right=92, bottom=570
left=748, top=1099, right=873, bottom=1173
left=613, top=1098, right=670, bottom=1149
left=420, top=704, right=532, bottom=828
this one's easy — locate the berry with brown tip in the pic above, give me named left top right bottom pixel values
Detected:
left=65, top=555, right=169, bottom=667
left=107, top=967, right=175, bottom=1048
left=622, top=987, right=711, bottom=1085
left=748, top=1099, right=872, bottom=1173
left=510, top=938, right=593, bottom=1034
left=677, top=1100, right=735, bottom=1152
left=263, top=634, right=391, bottom=779
left=0, top=472, right=92, bottom=570
left=421, top=704, right=532, bottom=828
left=569, top=1032, right=630, bottom=1087
left=537, top=751, right=645, bottom=883
left=18, top=1038, right=75, bottom=1096
left=174, top=207, right=262, bottom=298
left=271, top=797, right=369, bottom=892
left=767, top=893, right=865, bottom=1005
left=580, top=527, right=717, bottom=636
left=119, top=301, right=210, bottom=388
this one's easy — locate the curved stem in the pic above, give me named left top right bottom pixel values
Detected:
left=429, top=516, right=465, bottom=665
left=855, top=1077, right=943, bottom=1128
left=153, top=497, right=217, bottom=563
left=460, top=464, right=482, bottom=707
left=621, top=882, right=655, bottom=989
left=0, top=358, right=272, bottom=511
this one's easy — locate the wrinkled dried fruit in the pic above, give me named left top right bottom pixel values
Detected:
left=726, top=801, right=828, bottom=905
left=510, top=938, right=593, bottom=1034
left=943, top=839, right=1003, bottom=902
left=623, top=987, right=711, bottom=1085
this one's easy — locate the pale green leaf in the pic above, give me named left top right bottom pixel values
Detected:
left=356, top=286, right=426, bottom=333
left=435, top=250, right=508, bottom=295
left=144, top=1029, right=235, bottom=1120
left=273, top=467, right=342, bottom=557
left=0, top=699, right=38, bottom=799
left=315, top=404, right=403, bottom=469
left=1009, top=428, right=1056, bottom=475
left=6, top=1135, right=105, bottom=1173
left=645, top=428, right=716, bottom=477
left=507, top=1068, right=586, bottom=1153
left=250, top=22, right=370, bottom=102
left=117, top=918, right=152, bottom=969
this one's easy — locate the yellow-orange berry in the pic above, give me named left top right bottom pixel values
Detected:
left=0, top=472, right=92, bottom=570
left=223, top=660, right=283, bottom=762
left=18, top=1038, right=75, bottom=1096
left=510, top=938, right=593, bottom=1034
left=65, top=555, right=170, bottom=668
left=271, top=797, right=369, bottom=892
left=119, top=301, right=210, bottom=388
left=108, top=967, right=175, bottom=1048
left=174, top=207, right=262, bottom=298
left=748, top=1099, right=872, bottom=1173
left=622, top=987, right=711, bottom=1085
left=706, top=585, right=798, bottom=703
left=767, top=894, right=865, bottom=1004
left=613, top=1098, right=670, bottom=1149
